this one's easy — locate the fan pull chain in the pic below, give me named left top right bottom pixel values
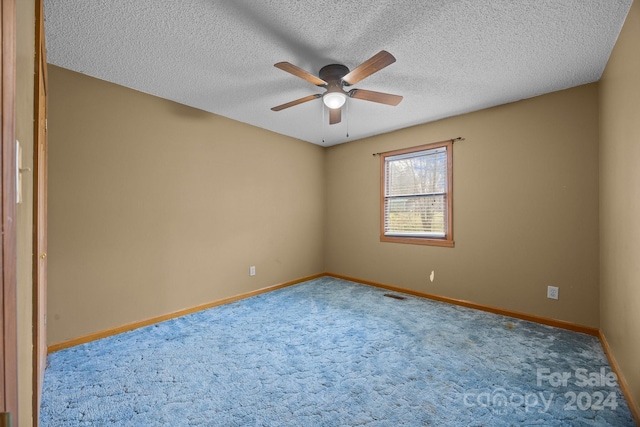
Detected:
left=346, top=100, right=349, bottom=138
left=322, top=104, right=326, bottom=144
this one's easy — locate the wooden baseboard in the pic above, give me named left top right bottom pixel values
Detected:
left=598, top=330, right=640, bottom=425
left=49, top=271, right=599, bottom=353
left=47, top=273, right=325, bottom=354
left=324, top=272, right=599, bottom=336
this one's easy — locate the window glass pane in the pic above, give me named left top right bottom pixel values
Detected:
left=386, top=150, right=447, bottom=197
left=385, top=195, right=446, bottom=237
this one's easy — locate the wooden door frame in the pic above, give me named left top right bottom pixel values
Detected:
left=0, top=0, right=19, bottom=423
left=32, top=0, right=47, bottom=422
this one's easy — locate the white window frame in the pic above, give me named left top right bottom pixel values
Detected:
left=380, top=140, right=454, bottom=247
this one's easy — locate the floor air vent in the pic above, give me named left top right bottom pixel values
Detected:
left=383, top=293, right=407, bottom=300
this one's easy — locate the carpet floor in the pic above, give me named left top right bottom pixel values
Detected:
left=40, top=277, right=635, bottom=426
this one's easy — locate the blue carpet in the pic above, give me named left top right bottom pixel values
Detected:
left=41, top=277, right=635, bottom=426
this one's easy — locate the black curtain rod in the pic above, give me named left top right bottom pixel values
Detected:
left=372, top=137, right=465, bottom=156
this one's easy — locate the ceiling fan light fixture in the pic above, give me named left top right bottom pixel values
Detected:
left=271, top=51, right=401, bottom=125
left=323, top=91, right=347, bottom=109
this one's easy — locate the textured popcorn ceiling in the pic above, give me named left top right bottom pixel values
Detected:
left=44, top=0, right=632, bottom=146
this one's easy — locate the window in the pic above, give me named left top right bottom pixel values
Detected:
left=380, top=140, right=454, bottom=247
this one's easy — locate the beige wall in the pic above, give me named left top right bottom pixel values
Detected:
left=325, top=84, right=600, bottom=327
left=47, top=66, right=325, bottom=344
left=599, top=0, right=640, bottom=413
left=16, top=0, right=35, bottom=425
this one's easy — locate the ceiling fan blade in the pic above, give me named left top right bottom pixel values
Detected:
left=342, top=50, right=396, bottom=86
left=329, top=107, right=341, bottom=125
left=274, top=62, right=327, bottom=86
left=348, top=89, right=403, bottom=106
left=271, top=94, right=322, bottom=111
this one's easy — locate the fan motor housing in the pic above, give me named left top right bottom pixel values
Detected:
left=319, top=64, right=350, bottom=85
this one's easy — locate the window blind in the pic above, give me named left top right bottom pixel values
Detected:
left=384, top=147, right=448, bottom=238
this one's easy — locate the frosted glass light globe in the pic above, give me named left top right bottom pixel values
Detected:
left=323, top=92, right=347, bottom=109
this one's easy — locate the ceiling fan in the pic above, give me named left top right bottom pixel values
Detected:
left=271, top=50, right=403, bottom=125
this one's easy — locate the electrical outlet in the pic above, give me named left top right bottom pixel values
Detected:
left=547, top=286, right=559, bottom=300
left=249, top=266, right=256, bottom=276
